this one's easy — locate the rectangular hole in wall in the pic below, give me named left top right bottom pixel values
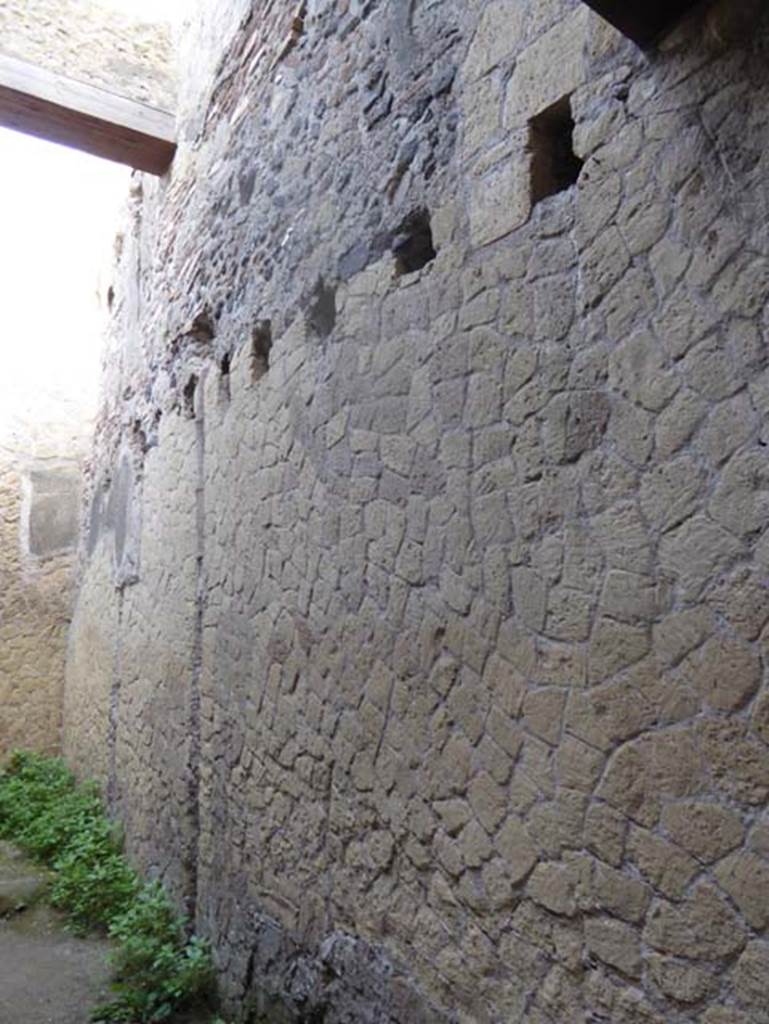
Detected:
left=392, top=209, right=437, bottom=276
left=529, top=95, right=583, bottom=206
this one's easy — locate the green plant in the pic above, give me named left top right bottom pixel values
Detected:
left=0, top=751, right=213, bottom=1022
left=93, top=883, right=213, bottom=1022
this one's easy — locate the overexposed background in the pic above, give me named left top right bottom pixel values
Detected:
left=0, top=130, right=129, bottom=444
left=0, top=0, right=184, bottom=449
left=105, top=0, right=185, bottom=23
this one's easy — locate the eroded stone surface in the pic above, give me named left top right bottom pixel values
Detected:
left=62, top=0, right=769, bottom=1020
left=0, top=444, right=85, bottom=757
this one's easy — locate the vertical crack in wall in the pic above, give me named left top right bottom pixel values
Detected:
left=107, top=588, right=125, bottom=811
left=187, top=369, right=207, bottom=926
left=322, top=757, right=336, bottom=936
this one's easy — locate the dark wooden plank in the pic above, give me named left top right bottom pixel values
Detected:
left=580, top=0, right=704, bottom=48
left=0, top=54, right=176, bottom=174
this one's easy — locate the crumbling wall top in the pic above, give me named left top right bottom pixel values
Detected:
left=0, top=0, right=176, bottom=110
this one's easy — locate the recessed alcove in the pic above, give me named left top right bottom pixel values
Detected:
left=529, top=95, right=583, bottom=206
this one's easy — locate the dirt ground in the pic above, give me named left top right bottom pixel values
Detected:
left=0, top=842, right=112, bottom=1023
left=0, top=843, right=216, bottom=1024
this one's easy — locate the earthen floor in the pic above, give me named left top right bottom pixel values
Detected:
left=0, top=843, right=111, bottom=1023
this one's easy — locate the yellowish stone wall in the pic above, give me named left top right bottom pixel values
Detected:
left=0, top=422, right=84, bottom=757
left=65, top=1, right=769, bottom=1020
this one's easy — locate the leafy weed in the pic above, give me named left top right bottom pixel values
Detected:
left=0, top=751, right=214, bottom=1022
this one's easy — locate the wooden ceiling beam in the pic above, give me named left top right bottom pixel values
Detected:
left=0, top=54, right=176, bottom=175
left=580, top=0, right=704, bottom=48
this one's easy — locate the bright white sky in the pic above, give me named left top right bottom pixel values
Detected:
left=0, top=0, right=187, bottom=436
left=0, top=128, right=130, bottom=431
left=103, top=0, right=185, bottom=21
left=0, top=0, right=186, bottom=445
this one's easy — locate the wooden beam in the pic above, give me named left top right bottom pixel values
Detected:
left=580, top=0, right=703, bottom=48
left=0, top=54, right=176, bottom=175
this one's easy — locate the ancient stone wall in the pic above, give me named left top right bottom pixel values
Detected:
left=66, top=1, right=769, bottom=1020
left=0, top=412, right=86, bottom=757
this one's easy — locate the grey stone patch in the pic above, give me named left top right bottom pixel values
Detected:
left=338, top=241, right=373, bottom=281
left=239, top=168, right=257, bottom=206
left=87, top=483, right=107, bottom=557
left=108, top=455, right=133, bottom=572
left=27, top=467, right=80, bottom=557
left=544, top=390, right=611, bottom=463
left=251, top=320, right=273, bottom=380
left=306, top=278, right=337, bottom=338
left=227, top=915, right=450, bottom=1024
left=89, top=453, right=142, bottom=587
